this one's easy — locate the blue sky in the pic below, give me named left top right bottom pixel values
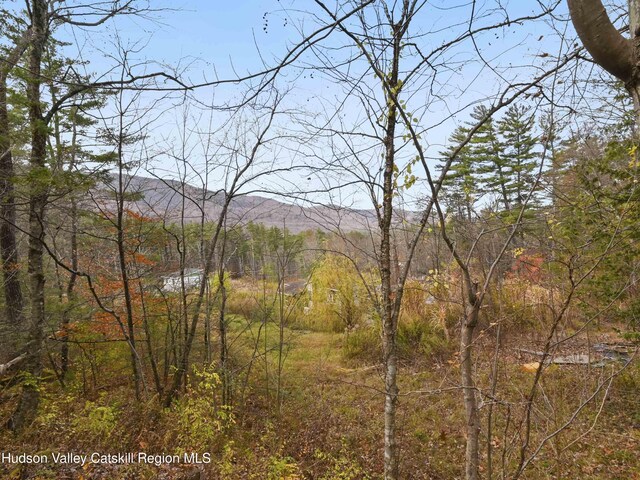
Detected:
left=63, top=0, right=304, bottom=85
left=59, top=0, right=574, bottom=103
left=44, top=1, right=616, bottom=208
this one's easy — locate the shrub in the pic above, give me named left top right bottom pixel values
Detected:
left=489, top=277, right=557, bottom=330
left=343, top=327, right=381, bottom=363
left=397, top=317, right=450, bottom=360
left=314, top=441, right=371, bottom=480
left=73, top=398, right=119, bottom=441
left=268, top=455, right=301, bottom=479
left=306, top=254, right=372, bottom=332
left=343, top=315, right=451, bottom=364
left=169, top=365, right=235, bottom=454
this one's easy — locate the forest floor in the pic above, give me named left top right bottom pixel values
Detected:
left=1, top=317, right=639, bottom=479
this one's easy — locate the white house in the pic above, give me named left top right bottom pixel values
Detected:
left=161, top=268, right=204, bottom=292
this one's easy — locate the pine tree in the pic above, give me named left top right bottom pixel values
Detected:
left=470, top=105, right=513, bottom=211
left=497, top=104, right=539, bottom=208
left=439, top=124, right=477, bottom=220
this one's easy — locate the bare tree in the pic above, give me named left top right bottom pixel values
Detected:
left=293, top=1, right=573, bottom=477
left=163, top=90, right=284, bottom=407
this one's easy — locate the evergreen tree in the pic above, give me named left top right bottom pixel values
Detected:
left=470, top=105, right=513, bottom=211
left=439, top=124, right=477, bottom=219
left=439, top=104, right=541, bottom=218
left=497, top=104, right=539, bottom=207
left=445, top=103, right=541, bottom=216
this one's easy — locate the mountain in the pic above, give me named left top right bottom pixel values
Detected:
left=88, top=174, right=380, bottom=233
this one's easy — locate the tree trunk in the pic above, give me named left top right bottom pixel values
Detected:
left=163, top=205, right=230, bottom=407
left=116, top=153, right=142, bottom=399
left=0, top=31, right=29, bottom=360
left=204, top=281, right=212, bottom=363
left=9, top=0, right=48, bottom=432
left=567, top=0, right=640, bottom=127
left=218, top=269, right=230, bottom=405
left=139, top=280, right=163, bottom=396
left=60, top=194, right=77, bottom=379
left=381, top=24, right=402, bottom=480
left=628, top=83, right=640, bottom=134
left=461, top=294, right=481, bottom=480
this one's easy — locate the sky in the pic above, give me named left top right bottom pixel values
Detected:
left=40, top=0, right=621, bottom=209
left=61, top=0, right=309, bottom=88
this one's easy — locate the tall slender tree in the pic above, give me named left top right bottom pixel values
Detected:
left=9, top=0, right=49, bottom=432
left=6, top=0, right=157, bottom=432
left=0, top=10, right=28, bottom=359
left=439, top=125, right=477, bottom=220
left=472, top=105, right=513, bottom=211
left=497, top=104, right=539, bottom=208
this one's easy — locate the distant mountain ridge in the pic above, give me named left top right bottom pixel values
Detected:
left=89, top=174, right=380, bottom=233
